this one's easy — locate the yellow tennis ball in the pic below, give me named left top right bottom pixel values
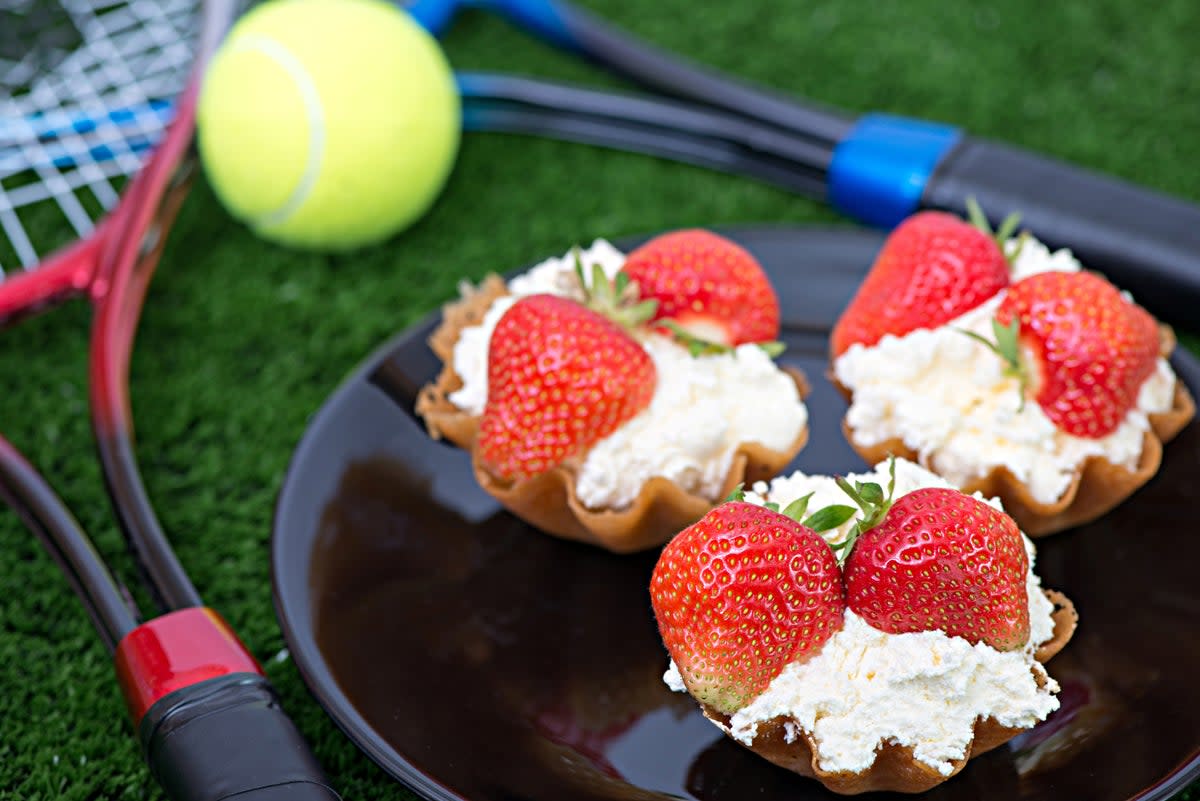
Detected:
left=196, top=0, right=460, bottom=250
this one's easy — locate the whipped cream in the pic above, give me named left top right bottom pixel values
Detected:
left=663, top=459, right=1061, bottom=777
left=447, top=239, right=807, bottom=509
left=833, top=236, right=1178, bottom=504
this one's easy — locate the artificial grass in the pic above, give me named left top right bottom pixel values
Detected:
left=0, top=0, right=1198, bottom=798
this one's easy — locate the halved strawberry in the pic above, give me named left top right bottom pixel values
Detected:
left=982, top=270, right=1161, bottom=438
left=620, top=229, right=780, bottom=346
left=477, top=293, right=656, bottom=481
left=842, top=487, right=1030, bottom=650
left=831, top=207, right=1013, bottom=356
left=650, top=501, right=845, bottom=715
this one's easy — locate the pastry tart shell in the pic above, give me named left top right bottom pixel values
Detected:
left=835, top=326, right=1195, bottom=537
left=416, top=275, right=810, bottom=553
left=700, top=590, right=1078, bottom=795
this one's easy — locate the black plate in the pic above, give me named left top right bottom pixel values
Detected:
left=272, top=226, right=1200, bottom=801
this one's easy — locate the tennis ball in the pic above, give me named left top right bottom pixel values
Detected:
left=196, top=0, right=460, bottom=251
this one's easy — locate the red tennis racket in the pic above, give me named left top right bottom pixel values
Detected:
left=0, top=2, right=339, bottom=798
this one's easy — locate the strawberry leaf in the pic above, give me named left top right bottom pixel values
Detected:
left=629, top=299, right=660, bottom=321
left=965, top=195, right=989, bottom=233
left=572, top=250, right=658, bottom=329
left=724, top=484, right=746, bottom=502
left=780, top=492, right=814, bottom=522
left=958, top=317, right=1028, bottom=411
left=995, top=211, right=1022, bottom=244
left=803, top=504, right=857, bottom=532
left=965, top=195, right=1022, bottom=262
left=662, top=320, right=730, bottom=356
left=614, top=270, right=630, bottom=295
left=660, top=321, right=786, bottom=359
left=572, top=248, right=588, bottom=291
left=764, top=501, right=780, bottom=512
left=835, top=476, right=881, bottom=516
left=1006, top=230, right=1031, bottom=265
left=758, top=341, right=787, bottom=358
left=992, top=317, right=1022, bottom=368
left=826, top=457, right=899, bottom=563
left=591, top=262, right=608, bottom=302
left=857, top=481, right=884, bottom=505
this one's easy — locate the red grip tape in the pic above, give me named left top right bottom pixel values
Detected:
left=114, top=607, right=263, bottom=725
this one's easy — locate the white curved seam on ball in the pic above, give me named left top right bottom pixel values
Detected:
left=230, top=35, right=325, bottom=228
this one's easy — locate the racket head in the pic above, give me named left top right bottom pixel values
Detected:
left=0, top=0, right=203, bottom=321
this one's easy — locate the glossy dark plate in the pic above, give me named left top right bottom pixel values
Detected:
left=272, top=226, right=1200, bottom=801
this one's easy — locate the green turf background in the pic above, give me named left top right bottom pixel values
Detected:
left=1, top=0, right=1198, bottom=798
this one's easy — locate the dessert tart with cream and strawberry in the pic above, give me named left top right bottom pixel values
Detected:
left=830, top=205, right=1194, bottom=536
left=416, top=229, right=810, bottom=553
left=650, top=457, right=1078, bottom=794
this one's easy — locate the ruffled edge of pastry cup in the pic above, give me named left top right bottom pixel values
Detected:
left=414, top=274, right=811, bottom=553
left=835, top=326, right=1196, bottom=537
left=699, top=589, right=1078, bottom=795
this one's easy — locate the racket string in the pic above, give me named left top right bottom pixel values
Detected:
left=0, top=2, right=79, bottom=92
left=0, top=0, right=197, bottom=273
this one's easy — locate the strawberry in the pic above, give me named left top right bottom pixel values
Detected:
left=620, top=229, right=780, bottom=346
left=842, top=486, right=1030, bottom=650
left=830, top=207, right=1013, bottom=356
left=650, top=500, right=845, bottom=715
left=983, top=270, right=1160, bottom=438
left=477, top=293, right=656, bottom=481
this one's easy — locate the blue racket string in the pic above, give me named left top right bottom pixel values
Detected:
left=0, top=99, right=171, bottom=145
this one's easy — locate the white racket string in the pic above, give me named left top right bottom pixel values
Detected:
left=0, top=0, right=197, bottom=273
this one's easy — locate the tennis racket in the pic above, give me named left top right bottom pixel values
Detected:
left=0, top=2, right=339, bottom=798
left=403, top=0, right=1200, bottom=328
left=27, top=0, right=1200, bottom=328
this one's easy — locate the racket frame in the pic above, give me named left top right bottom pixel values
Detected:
left=0, top=2, right=339, bottom=798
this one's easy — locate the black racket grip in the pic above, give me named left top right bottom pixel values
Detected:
left=139, top=673, right=341, bottom=801
left=921, top=137, right=1200, bottom=328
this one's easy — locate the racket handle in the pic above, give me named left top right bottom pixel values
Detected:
left=139, top=673, right=340, bottom=801
left=920, top=136, right=1200, bottom=327
left=114, top=607, right=339, bottom=800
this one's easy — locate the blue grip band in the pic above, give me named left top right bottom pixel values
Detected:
left=828, top=113, right=962, bottom=229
